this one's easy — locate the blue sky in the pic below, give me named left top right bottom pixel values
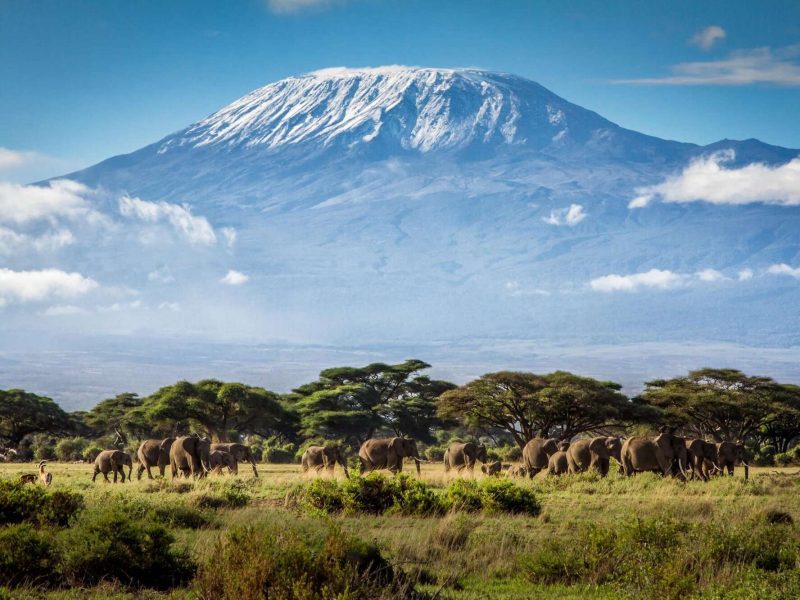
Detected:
left=1, top=0, right=799, bottom=180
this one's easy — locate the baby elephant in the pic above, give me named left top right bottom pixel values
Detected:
left=548, top=442, right=570, bottom=476
left=209, top=450, right=237, bottom=474
left=481, top=461, right=503, bottom=476
left=93, top=449, right=132, bottom=483
left=506, top=464, right=529, bottom=478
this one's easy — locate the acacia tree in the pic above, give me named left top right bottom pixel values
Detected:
left=84, top=393, right=152, bottom=444
left=758, top=384, right=800, bottom=452
left=636, top=368, right=778, bottom=442
left=140, top=379, right=296, bottom=442
left=0, top=389, right=71, bottom=446
left=289, top=359, right=455, bottom=447
left=437, top=371, right=641, bottom=448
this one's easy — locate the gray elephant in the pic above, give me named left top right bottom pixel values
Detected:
left=170, top=436, right=211, bottom=479
left=301, top=445, right=350, bottom=478
left=358, top=437, right=423, bottom=475
left=715, top=441, right=750, bottom=480
left=620, top=437, right=670, bottom=476
left=209, top=449, right=237, bottom=474
left=444, top=442, right=488, bottom=474
left=548, top=442, right=570, bottom=475
left=210, top=443, right=259, bottom=477
left=685, top=439, right=719, bottom=481
left=567, top=437, right=622, bottom=476
left=654, top=432, right=690, bottom=478
left=480, top=461, right=503, bottom=476
left=136, top=438, right=174, bottom=480
left=522, top=438, right=559, bottom=478
left=93, top=449, right=132, bottom=483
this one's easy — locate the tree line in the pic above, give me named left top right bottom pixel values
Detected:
left=2, top=361, right=799, bottom=466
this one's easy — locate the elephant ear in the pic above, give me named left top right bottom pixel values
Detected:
left=391, top=437, right=405, bottom=453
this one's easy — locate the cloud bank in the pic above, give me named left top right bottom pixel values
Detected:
left=119, top=196, right=217, bottom=244
left=630, top=151, right=800, bottom=208
left=0, top=179, right=99, bottom=224
left=768, top=264, right=800, bottom=279
left=0, top=268, right=98, bottom=305
left=590, top=269, right=685, bottom=292
left=614, top=46, right=800, bottom=86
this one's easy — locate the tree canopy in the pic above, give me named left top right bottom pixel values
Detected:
left=438, top=370, right=643, bottom=448
left=288, top=359, right=455, bottom=447
left=0, top=389, right=71, bottom=446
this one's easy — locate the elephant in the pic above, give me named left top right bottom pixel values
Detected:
left=654, top=432, right=690, bottom=479
left=170, top=436, right=212, bottom=479
left=358, top=437, right=423, bottom=475
left=209, top=450, right=237, bottom=474
left=301, top=445, right=350, bottom=478
left=93, top=449, right=133, bottom=483
left=210, top=443, right=259, bottom=477
left=480, top=461, right=503, bottom=476
left=506, top=465, right=529, bottom=477
left=522, top=438, right=559, bottom=478
left=620, top=437, right=670, bottom=476
left=716, top=441, right=750, bottom=480
left=136, top=438, right=174, bottom=480
left=548, top=442, right=570, bottom=475
left=443, top=442, right=488, bottom=474
left=685, top=439, right=720, bottom=481
left=567, top=437, right=622, bottom=476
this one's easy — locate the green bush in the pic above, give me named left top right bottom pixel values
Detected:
left=194, top=521, right=408, bottom=599
left=0, top=524, right=59, bottom=587
left=0, top=480, right=83, bottom=527
left=341, top=473, right=402, bottom=514
left=57, top=501, right=194, bottom=589
left=54, top=437, right=89, bottom=462
left=444, top=479, right=483, bottom=512
left=479, top=478, right=540, bottom=515
left=296, top=478, right=345, bottom=514
left=82, top=445, right=103, bottom=462
left=424, top=445, right=445, bottom=461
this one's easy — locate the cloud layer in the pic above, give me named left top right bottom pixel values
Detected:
left=0, top=268, right=98, bottom=305
left=614, top=46, right=800, bottom=86
left=630, top=151, right=800, bottom=208
left=119, top=196, right=217, bottom=244
left=0, top=179, right=99, bottom=224
left=543, top=203, right=587, bottom=226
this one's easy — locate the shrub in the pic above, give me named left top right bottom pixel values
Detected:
left=0, top=524, right=59, bottom=587
left=444, top=479, right=483, bottom=512
left=190, top=480, right=251, bottom=510
left=57, top=501, right=194, bottom=589
left=82, top=445, right=103, bottom=462
left=479, top=478, right=540, bottom=515
left=54, top=437, right=89, bottom=462
left=295, top=478, right=345, bottom=514
left=393, top=475, right=444, bottom=516
left=341, top=473, right=401, bottom=514
left=194, top=521, right=409, bottom=599
left=424, top=445, right=445, bottom=462
left=0, top=480, right=83, bottom=527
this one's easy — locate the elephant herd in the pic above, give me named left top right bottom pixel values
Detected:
left=87, top=432, right=750, bottom=484
left=92, top=436, right=259, bottom=483
left=441, top=434, right=749, bottom=481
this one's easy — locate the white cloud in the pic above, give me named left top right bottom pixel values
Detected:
left=0, top=268, right=98, bottom=304
left=42, top=304, right=87, bottom=316
left=0, top=226, right=76, bottom=255
left=220, top=270, right=249, bottom=285
left=543, top=203, right=587, bottom=226
left=590, top=269, right=685, bottom=292
left=119, top=196, right=217, bottom=245
left=613, top=46, right=800, bottom=86
left=157, top=301, right=180, bottom=312
left=148, top=265, right=175, bottom=283
left=221, top=227, right=237, bottom=248
left=767, top=263, right=800, bottom=279
left=504, top=281, right=550, bottom=297
left=98, top=300, right=143, bottom=313
left=0, top=148, right=37, bottom=170
left=629, top=151, right=800, bottom=208
left=265, top=0, right=346, bottom=14
left=690, top=26, right=726, bottom=51
left=0, top=180, right=100, bottom=224
left=695, top=268, right=727, bottom=282
left=738, top=268, right=754, bottom=281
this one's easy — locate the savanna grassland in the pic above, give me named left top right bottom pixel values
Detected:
left=2, top=461, right=799, bottom=600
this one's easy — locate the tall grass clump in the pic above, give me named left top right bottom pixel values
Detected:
left=194, top=520, right=418, bottom=599
left=0, top=480, right=84, bottom=526
left=0, top=524, right=59, bottom=588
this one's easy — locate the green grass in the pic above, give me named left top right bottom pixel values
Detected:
left=1, top=462, right=798, bottom=599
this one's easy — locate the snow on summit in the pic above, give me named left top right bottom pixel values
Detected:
left=159, top=66, right=583, bottom=154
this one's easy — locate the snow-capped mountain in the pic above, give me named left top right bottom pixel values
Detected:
left=5, top=66, right=799, bottom=405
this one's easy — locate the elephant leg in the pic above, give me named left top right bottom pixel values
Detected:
left=120, top=466, right=127, bottom=483
left=112, top=466, right=118, bottom=483
left=102, top=470, right=110, bottom=482
left=250, top=459, right=258, bottom=478
left=359, top=457, right=368, bottom=474
left=136, top=464, right=145, bottom=480
left=92, top=468, right=99, bottom=482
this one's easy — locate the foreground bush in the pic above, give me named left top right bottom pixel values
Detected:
left=289, top=474, right=539, bottom=516
left=0, top=524, right=59, bottom=587
left=0, top=480, right=83, bottom=526
left=521, top=515, right=800, bottom=598
left=57, top=502, right=194, bottom=589
left=194, top=521, right=416, bottom=599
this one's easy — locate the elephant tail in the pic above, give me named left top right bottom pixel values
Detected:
left=301, top=454, right=309, bottom=473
